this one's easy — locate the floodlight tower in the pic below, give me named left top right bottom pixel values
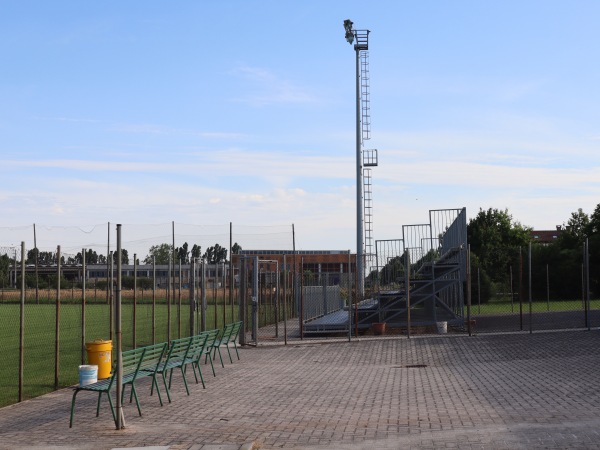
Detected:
left=344, top=19, right=371, bottom=298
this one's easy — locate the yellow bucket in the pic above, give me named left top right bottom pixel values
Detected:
left=85, top=339, right=112, bottom=379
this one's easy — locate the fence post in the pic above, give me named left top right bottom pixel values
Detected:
left=585, top=238, right=590, bottom=330
left=466, top=245, right=472, bottom=337
left=55, top=245, right=61, bottom=390
left=19, top=241, right=25, bottom=402
left=239, top=258, right=246, bottom=346
left=115, top=224, right=124, bottom=429
left=109, top=252, right=113, bottom=341
left=167, top=258, right=171, bottom=341
left=133, top=254, right=137, bottom=348
left=201, top=261, right=207, bottom=332
left=152, top=256, right=156, bottom=345
left=81, top=248, right=86, bottom=365
left=190, top=258, right=195, bottom=337
left=252, top=256, right=259, bottom=345
left=528, top=241, right=533, bottom=334
left=406, top=250, right=411, bottom=339
left=348, top=251, right=352, bottom=341
left=299, top=257, right=304, bottom=340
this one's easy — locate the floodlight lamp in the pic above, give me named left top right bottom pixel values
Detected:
left=343, top=19, right=354, bottom=44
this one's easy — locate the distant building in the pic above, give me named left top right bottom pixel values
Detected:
left=530, top=228, right=562, bottom=245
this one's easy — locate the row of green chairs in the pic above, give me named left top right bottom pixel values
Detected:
left=69, top=321, right=243, bottom=427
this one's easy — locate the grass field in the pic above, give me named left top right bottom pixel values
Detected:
left=469, top=298, right=599, bottom=315
left=0, top=302, right=237, bottom=407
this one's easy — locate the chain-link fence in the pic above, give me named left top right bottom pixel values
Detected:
left=469, top=239, right=599, bottom=333
left=0, top=222, right=294, bottom=408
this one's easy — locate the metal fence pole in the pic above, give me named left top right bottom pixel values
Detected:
left=283, top=255, right=288, bottom=345
left=466, top=244, right=472, bottom=337
left=152, top=256, right=156, bottom=345
left=252, top=256, right=259, bottom=345
left=201, top=261, right=206, bottom=332
left=190, top=258, right=195, bottom=337
left=178, top=259, right=182, bottom=338
left=546, top=264, right=550, bottom=312
left=348, top=250, right=352, bottom=341
left=55, top=245, right=61, bottom=390
left=585, top=238, right=590, bottom=330
left=299, top=257, right=304, bottom=340
left=133, top=254, right=137, bottom=348
left=19, top=241, right=25, bottom=402
left=109, top=252, right=113, bottom=341
left=406, top=250, right=411, bottom=339
left=115, top=224, right=124, bottom=429
left=81, top=248, right=86, bottom=364
left=167, top=258, right=171, bottom=341
left=528, top=241, right=533, bottom=334
left=239, top=258, right=246, bottom=346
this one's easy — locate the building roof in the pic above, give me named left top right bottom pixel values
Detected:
left=530, top=229, right=561, bottom=243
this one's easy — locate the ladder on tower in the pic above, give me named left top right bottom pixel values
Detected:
left=363, top=167, right=374, bottom=272
left=360, top=51, right=371, bottom=143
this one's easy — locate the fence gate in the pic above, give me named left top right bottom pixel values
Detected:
left=240, top=257, right=283, bottom=345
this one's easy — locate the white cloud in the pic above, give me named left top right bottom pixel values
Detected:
left=229, top=65, right=317, bottom=106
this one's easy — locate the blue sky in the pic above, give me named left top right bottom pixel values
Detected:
left=1, top=1, right=599, bottom=257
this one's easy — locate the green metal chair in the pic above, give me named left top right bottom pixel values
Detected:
left=70, top=346, right=146, bottom=428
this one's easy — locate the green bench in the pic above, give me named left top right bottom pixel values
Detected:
left=199, top=328, right=221, bottom=378
left=211, top=321, right=243, bottom=367
left=69, top=346, right=147, bottom=428
left=136, top=342, right=169, bottom=406
left=69, top=325, right=241, bottom=427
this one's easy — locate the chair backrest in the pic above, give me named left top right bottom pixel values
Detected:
left=138, top=342, right=168, bottom=373
left=220, top=323, right=236, bottom=342
left=230, top=321, right=243, bottom=342
left=119, top=346, right=147, bottom=382
left=187, top=333, right=210, bottom=362
left=203, top=328, right=220, bottom=349
left=165, top=336, right=194, bottom=363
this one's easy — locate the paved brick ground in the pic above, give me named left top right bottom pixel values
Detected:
left=1, top=330, right=599, bottom=449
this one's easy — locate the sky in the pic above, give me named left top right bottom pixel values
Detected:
left=1, top=1, right=599, bottom=258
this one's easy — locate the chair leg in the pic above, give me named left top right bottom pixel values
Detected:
left=69, top=389, right=80, bottom=428
left=152, top=375, right=164, bottom=406
left=96, top=391, right=103, bottom=417
left=161, top=372, right=172, bottom=403
left=191, top=361, right=199, bottom=384
left=180, top=367, right=190, bottom=395
left=131, top=384, right=142, bottom=416
left=234, top=342, right=240, bottom=360
left=215, top=346, right=225, bottom=368
left=195, top=361, right=206, bottom=388
left=226, top=345, right=233, bottom=364
left=106, top=391, right=116, bottom=423
left=206, top=351, right=216, bottom=377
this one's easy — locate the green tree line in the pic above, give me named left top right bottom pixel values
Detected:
left=468, top=205, right=600, bottom=303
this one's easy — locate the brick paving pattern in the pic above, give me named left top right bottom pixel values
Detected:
left=0, top=330, right=599, bottom=449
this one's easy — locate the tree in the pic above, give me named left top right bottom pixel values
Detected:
left=175, top=242, right=190, bottom=263
left=203, top=243, right=228, bottom=263
left=144, top=243, right=172, bottom=264
left=191, top=244, right=201, bottom=259
left=0, top=253, right=11, bottom=286
left=231, top=242, right=242, bottom=254
left=558, top=208, right=590, bottom=247
left=74, top=249, right=100, bottom=264
left=467, top=208, right=531, bottom=284
left=111, top=249, right=129, bottom=265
